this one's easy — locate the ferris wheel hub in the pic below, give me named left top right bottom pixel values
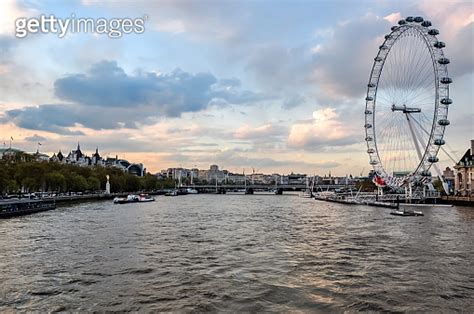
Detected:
left=391, top=104, right=421, bottom=113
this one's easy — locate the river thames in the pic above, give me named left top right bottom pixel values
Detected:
left=0, top=194, right=473, bottom=311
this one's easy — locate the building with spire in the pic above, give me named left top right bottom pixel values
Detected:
left=91, top=147, right=102, bottom=165
left=32, top=149, right=49, bottom=161
left=66, top=142, right=85, bottom=163
left=50, top=150, right=65, bottom=163
left=47, top=144, right=145, bottom=176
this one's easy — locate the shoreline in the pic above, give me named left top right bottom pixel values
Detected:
left=4, top=192, right=473, bottom=208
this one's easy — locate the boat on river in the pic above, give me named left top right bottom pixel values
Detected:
left=186, top=188, right=198, bottom=194
left=114, top=194, right=139, bottom=204
left=138, top=194, right=155, bottom=202
left=0, top=199, right=56, bottom=218
left=165, top=189, right=178, bottom=196
left=390, top=208, right=424, bottom=216
left=114, top=194, right=155, bottom=204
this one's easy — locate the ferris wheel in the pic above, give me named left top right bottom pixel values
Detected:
left=364, top=16, right=451, bottom=189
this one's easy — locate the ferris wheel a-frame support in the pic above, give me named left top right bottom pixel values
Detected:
left=408, top=114, right=451, bottom=194
left=405, top=113, right=424, bottom=162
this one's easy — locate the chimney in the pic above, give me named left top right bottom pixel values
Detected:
left=471, top=139, right=474, bottom=156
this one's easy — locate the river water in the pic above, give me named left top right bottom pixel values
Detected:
left=0, top=194, right=473, bottom=311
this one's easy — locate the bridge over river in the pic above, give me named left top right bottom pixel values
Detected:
left=179, top=184, right=356, bottom=194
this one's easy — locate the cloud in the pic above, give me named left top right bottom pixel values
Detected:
left=217, top=77, right=241, bottom=89
left=245, top=44, right=313, bottom=91
left=234, top=123, right=287, bottom=140
left=2, top=105, right=85, bottom=135
left=310, top=9, right=474, bottom=102
left=0, top=0, right=37, bottom=36
left=4, top=61, right=267, bottom=134
left=311, top=14, right=389, bottom=100
left=81, top=0, right=244, bottom=43
left=288, top=107, right=358, bottom=149
left=0, top=35, right=17, bottom=53
left=154, top=19, right=186, bottom=34
left=54, top=61, right=217, bottom=116
left=54, top=60, right=264, bottom=117
left=282, top=94, right=306, bottom=109
left=445, top=22, right=474, bottom=78
left=417, top=0, right=473, bottom=39
left=24, top=134, right=47, bottom=142
left=166, top=149, right=340, bottom=172
left=383, top=12, right=402, bottom=24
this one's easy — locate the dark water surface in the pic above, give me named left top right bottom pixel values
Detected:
left=1, top=194, right=473, bottom=311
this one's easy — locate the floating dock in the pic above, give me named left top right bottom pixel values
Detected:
left=314, top=195, right=398, bottom=209
left=0, top=199, right=56, bottom=218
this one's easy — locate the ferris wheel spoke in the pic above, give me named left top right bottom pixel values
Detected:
left=410, top=36, right=431, bottom=100
left=401, top=114, right=417, bottom=172
left=410, top=93, right=435, bottom=108
left=409, top=72, right=435, bottom=102
left=405, top=36, right=427, bottom=90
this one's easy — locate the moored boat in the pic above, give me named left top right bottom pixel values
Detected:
left=186, top=188, right=198, bottom=194
left=113, top=197, right=126, bottom=204
left=390, top=209, right=424, bottom=216
left=138, top=194, right=155, bottom=202
left=165, top=189, right=178, bottom=196
left=113, top=194, right=140, bottom=204
left=0, top=199, right=56, bottom=218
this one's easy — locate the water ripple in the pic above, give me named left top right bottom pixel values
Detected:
left=0, top=194, right=473, bottom=311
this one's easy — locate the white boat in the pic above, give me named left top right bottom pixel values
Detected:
left=127, top=194, right=139, bottom=202
left=113, top=197, right=127, bottom=204
left=390, top=208, right=424, bottom=216
left=186, top=188, right=198, bottom=194
left=138, top=194, right=155, bottom=202
left=165, top=189, right=178, bottom=196
left=114, top=194, right=139, bottom=204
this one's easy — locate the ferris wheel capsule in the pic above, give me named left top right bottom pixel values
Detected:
left=438, top=57, right=450, bottom=65
left=440, top=98, right=452, bottom=105
left=421, top=21, right=432, bottom=27
left=438, top=119, right=450, bottom=126
left=440, top=77, right=452, bottom=84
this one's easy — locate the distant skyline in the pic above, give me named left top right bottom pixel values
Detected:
left=0, top=0, right=472, bottom=175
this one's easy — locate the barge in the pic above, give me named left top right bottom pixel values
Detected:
left=0, top=199, right=56, bottom=218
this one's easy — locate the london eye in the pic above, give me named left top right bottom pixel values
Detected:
left=364, top=16, right=451, bottom=190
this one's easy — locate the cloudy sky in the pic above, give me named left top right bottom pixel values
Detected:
left=0, top=0, right=472, bottom=175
